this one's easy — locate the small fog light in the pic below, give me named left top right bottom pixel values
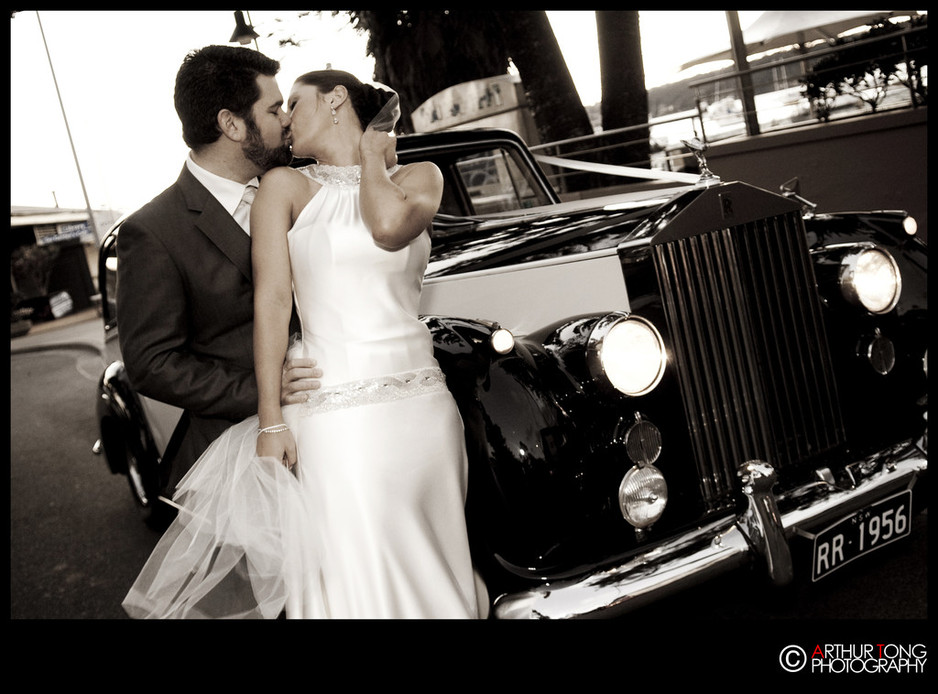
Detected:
left=902, top=216, right=917, bottom=236
left=619, top=464, right=668, bottom=529
left=490, top=327, right=515, bottom=355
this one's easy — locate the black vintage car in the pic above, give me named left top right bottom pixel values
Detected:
left=96, top=127, right=927, bottom=618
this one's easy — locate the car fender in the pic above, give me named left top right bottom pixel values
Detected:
left=97, top=360, right=161, bottom=491
left=424, top=314, right=641, bottom=585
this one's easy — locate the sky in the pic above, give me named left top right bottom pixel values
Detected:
left=9, top=10, right=762, bottom=216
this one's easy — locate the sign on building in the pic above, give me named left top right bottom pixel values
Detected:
left=35, top=220, right=94, bottom=246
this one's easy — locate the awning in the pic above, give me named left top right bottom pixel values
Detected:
left=10, top=211, right=88, bottom=227
left=679, top=11, right=916, bottom=71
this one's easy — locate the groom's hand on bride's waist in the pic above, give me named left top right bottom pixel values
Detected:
left=281, top=358, right=323, bottom=405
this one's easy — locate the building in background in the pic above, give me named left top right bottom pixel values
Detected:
left=10, top=206, right=121, bottom=335
left=411, top=74, right=541, bottom=145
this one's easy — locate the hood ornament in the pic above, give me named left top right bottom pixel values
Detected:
left=780, top=177, right=818, bottom=217
left=681, top=138, right=720, bottom=187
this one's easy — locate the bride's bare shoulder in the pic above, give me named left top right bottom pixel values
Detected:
left=257, top=166, right=321, bottom=208
left=259, top=166, right=307, bottom=190
left=392, top=160, right=442, bottom=187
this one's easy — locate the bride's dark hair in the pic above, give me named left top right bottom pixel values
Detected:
left=294, top=69, right=395, bottom=131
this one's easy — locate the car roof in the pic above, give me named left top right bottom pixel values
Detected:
left=396, top=127, right=530, bottom=152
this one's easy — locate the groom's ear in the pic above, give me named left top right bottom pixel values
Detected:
left=217, top=109, right=247, bottom=142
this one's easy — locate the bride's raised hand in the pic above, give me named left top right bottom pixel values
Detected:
left=360, top=127, right=397, bottom=169
left=256, top=426, right=298, bottom=470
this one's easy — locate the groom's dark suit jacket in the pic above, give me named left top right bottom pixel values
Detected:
left=117, top=165, right=261, bottom=492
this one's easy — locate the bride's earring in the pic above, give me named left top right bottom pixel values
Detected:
left=331, top=105, right=338, bottom=125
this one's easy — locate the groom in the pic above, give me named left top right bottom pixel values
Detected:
left=117, top=45, right=319, bottom=503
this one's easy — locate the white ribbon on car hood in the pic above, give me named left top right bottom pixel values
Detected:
left=534, top=154, right=701, bottom=184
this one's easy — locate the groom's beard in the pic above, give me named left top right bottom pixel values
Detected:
left=242, top=120, right=293, bottom=171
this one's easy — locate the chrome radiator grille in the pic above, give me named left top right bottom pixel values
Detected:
left=653, top=209, right=845, bottom=509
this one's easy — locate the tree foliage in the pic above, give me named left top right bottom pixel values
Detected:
left=340, top=10, right=596, bottom=146
left=343, top=10, right=510, bottom=133
left=332, top=11, right=650, bottom=191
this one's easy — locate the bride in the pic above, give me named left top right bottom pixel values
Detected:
left=122, top=70, right=481, bottom=619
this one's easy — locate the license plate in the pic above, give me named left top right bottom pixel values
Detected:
left=811, top=490, right=912, bottom=582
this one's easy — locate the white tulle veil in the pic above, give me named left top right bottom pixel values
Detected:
left=365, top=81, right=401, bottom=133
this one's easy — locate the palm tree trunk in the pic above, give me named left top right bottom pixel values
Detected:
left=596, top=11, right=650, bottom=169
left=496, top=10, right=598, bottom=191
left=497, top=10, right=594, bottom=144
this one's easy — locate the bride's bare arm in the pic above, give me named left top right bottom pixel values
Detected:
left=359, top=130, right=443, bottom=251
left=251, top=167, right=302, bottom=465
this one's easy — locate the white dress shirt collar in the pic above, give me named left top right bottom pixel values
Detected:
left=185, top=153, right=259, bottom=219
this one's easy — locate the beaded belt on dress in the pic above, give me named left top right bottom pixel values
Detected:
left=297, top=366, right=449, bottom=415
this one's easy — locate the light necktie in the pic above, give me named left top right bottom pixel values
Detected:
left=233, top=183, right=257, bottom=234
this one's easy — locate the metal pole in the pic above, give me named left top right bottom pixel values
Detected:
left=36, top=11, right=100, bottom=239
left=725, top=11, right=760, bottom=137
left=246, top=10, right=260, bottom=51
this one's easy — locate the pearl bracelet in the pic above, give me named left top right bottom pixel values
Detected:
left=258, top=424, right=290, bottom=435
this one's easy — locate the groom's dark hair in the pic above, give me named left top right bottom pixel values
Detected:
left=174, top=45, right=281, bottom=149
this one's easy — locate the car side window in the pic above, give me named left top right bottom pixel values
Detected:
left=454, top=148, right=545, bottom=215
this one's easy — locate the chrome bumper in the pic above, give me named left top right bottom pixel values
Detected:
left=492, top=436, right=927, bottom=619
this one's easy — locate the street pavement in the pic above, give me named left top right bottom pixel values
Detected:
left=11, top=312, right=158, bottom=621
left=11, top=307, right=105, bottom=357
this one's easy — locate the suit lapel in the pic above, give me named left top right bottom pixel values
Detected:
left=177, top=166, right=253, bottom=282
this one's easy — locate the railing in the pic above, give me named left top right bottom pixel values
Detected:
left=531, top=116, right=703, bottom=194
left=687, top=22, right=927, bottom=140
left=531, top=22, right=926, bottom=194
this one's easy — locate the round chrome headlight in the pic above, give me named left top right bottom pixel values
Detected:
left=619, top=464, right=668, bottom=529
left=588, top=314, right=666, bottom=396
left=840, top=247, right=902, bottom=314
